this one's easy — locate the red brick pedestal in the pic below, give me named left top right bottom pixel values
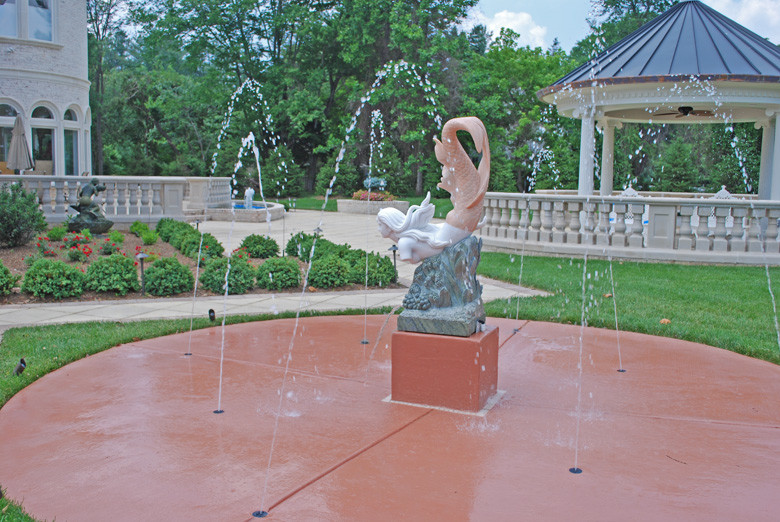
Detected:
left=391, top=326, right=499, bottom=412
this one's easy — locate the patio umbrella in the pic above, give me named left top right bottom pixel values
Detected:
left=7, top=115, right=34, bottom=172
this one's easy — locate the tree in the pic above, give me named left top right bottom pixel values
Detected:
left=87, top=0, right=125, bottom=176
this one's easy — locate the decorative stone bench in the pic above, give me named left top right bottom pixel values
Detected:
left=336, top=199, right=409, bottom=214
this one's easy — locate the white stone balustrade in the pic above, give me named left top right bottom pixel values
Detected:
left=480, top=192, right=780, bottom=265
left=0, top=175, right=233, bottom=226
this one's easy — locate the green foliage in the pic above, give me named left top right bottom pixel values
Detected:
left=241, top=234, right=280, bottom=259
left=141, top=230, right=159, bottom=245
left=0, top=183, right=47, bottom=247
left=47, top=226, right=67, bottom=241
left=108, top=230, right=125, bottom=244
left=66, top=243, right=92, bottom=262
left=0, top=259, right=20, bottom=296
left=257, top=257, right=301, bottom=290
left=99, top=237, right=121, bottom=255
left=130, top=220, right=150, bottom=237
left=285, top=231, right=316, bottom=259
left=21, top=259, right=85, bottom=299
left=154, top=218, right=177, bottom=241
left=85, top=253, right=140, bottom=296
left=63, top=232, right=91, bottom=246
left=144, top=257, right=194, bottom=296
left=308, top=254, right=351, bottom=289
left=200, top=257, right=255, bottom=295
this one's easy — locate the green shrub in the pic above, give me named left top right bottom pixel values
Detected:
left=285, top=231, right=314, bottom=258
left=35, top=236, right=57, bottom=257
left=47, top=226, right=67, bottom=241
left=154, top=218, right=176, bottom=241
left=169, top=227, right=196, bottom=250
left=257, top=257, right=301, bottom=290
left=241, top=234, right=279, bottom=259
left=85, top=253, right=140, bottom=296
left=200, top=257, right=255, bottom=295
left=79, top=229, right=93, bottom=241
left=21, top=258, right=85, bottom=299
left=108, top=230, right=125, bottom=244
left=144, top=257, right=194, bottom=296
left=63, top=232, right=90, bottom=246
left=308, top=255, right=351, bottom=289
left=0, top=183, right=47, bottom=247
left=199, top=233, right=224, bottom=258
left=141, top=230, right=159, bottom=245
left=364, top=253, right=396, bottom=286
left=130, top=221, right=150, bottom=237
left=98, top=237, right=121, bottom=255
left=23, top=254, right=40, bottom=267
left=0, top=259, right=20, bottom=296
left=66, top=243, right=92, bottom=262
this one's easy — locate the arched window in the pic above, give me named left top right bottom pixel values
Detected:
left=0, top=105, right=18, bottom=118
left=64, top=109, right=77, bottom=121
left=32, top=106, right=54, bottom=119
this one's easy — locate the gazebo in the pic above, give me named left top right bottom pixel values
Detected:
left=537, top=0, right=780, bottom=199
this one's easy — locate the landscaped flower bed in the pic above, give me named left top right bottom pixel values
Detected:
left=0, top=219, right=399, bottom=303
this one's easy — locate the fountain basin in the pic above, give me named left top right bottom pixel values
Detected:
left=207, top=200, right=286, bottom=222
left=1, top=316, right=779, bottom=520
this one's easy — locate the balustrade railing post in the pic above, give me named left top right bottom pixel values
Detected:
left=695, top=206, right=712, bottom=251
left=729, top=207, right=747, bottom=252
left=539, top=201, right=553, bottom=243
left=498, top=199, right=510, bottom=238
left=581, top=200, right=596, bottom=245
left=596, top=202, right=611, bottom=246
left=508, top=199, right=520, bottom=240
left=766, top=208, right=780, bottom=254
left=628, top=203, right=645, bottom=248
left=116, top=183, right=127, bottom=216
left=747, top=206, right=764, bottom=252
left=565, top=201, right=581, bottom=244
left=552, top=201, right=566, bottom=243
left=612, top=203, right=627, bottom=247
left=140, top=182, right=152, bottom=219
left=528, top=200, right=541, bottom=242
left=128, top=183, right=140, bottom=216
left=677, top=206, right=694, bottom=250
left=712, top=206, right=730, bottom=252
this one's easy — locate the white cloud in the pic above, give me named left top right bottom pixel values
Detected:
left=463, top=8, right=548, bottom=49
left=706, top=0, right=780, bottom=44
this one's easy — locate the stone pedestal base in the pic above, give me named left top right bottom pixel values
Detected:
left=391, top=326, right=498, bottom=412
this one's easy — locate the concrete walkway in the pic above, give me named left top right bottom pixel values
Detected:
left=0, top=210, right=544, bottom=330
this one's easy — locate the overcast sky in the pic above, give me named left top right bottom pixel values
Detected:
left=467, top=0, right=780, bottom=51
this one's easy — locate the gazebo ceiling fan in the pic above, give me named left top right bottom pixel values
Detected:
left=654, top=106, right=715, bottom=118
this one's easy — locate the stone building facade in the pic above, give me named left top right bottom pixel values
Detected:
left=0, top=0, right=91, bottom=176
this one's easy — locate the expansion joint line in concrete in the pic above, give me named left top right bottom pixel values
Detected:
left=499, top=320, right=528, bottom=349
left=266, top=408, right=433, bottom=512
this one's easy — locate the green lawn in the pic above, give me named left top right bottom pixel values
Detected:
left=278, top=194, right=453, bottom=217
left=478, top=253, right=780, bottom=365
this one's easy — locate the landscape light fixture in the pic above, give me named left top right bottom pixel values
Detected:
left=135, top=252, right=149, bottom=295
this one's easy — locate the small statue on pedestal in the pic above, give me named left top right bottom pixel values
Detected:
left=68, top=178, right=113, bottom=234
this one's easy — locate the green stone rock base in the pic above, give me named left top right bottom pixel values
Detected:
left=398, top=300, right=486, bottom=337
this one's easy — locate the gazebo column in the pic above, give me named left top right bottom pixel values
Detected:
left=578, top=111, right=596, bottom=195
left=757, top=119, right=774, bottom=199
left=597, top=119, right=621, bottom=196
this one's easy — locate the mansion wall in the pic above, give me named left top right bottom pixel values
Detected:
left=0, top=0, right=91, bottom=176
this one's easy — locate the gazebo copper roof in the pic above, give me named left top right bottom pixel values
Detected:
left=539, top=0, right=780, bottom=97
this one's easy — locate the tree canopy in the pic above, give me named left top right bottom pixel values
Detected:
left=88, top=0, right=762, bottom=197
